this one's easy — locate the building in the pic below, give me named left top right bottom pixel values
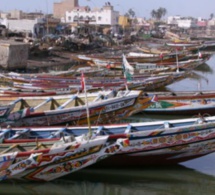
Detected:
left=1, top=10, right=44, bottom=20
left=208, top=18, right=215, bottom=27
left=167, top=15, right=181, bottom=25
left=1, top=17, right=60, bottom=37
left=54, top=0, right=79, bottom=20
left=0, top=12, right=11, bottom=19
left=196, top=17, right=207, bottom=29
left=118, top=15, right=131, bottom=29
left=167, top=16, right=197, bottom=29
left=10, top=10, right=23, bottom=19
left=65, top=3, right=119, bottom=27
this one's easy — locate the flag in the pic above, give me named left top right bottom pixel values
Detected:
left=106, top=64, right=111, bottom=69
left=151, top=95, right=158, bottom=103
left=81, top=72, right=85, bottom=91
left=122, top=54, right=134, bottom=82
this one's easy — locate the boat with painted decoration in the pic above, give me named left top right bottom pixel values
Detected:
left=0, top=90, right=153, bottom=127
left=0, top=133, right=128, bottom=181
left=142, top=90, right=215, bottom=115
left=1, top=114, right=215, bottom=166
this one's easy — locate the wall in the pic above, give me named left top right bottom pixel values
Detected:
left=0, top=41, right=29, bottom=70
left=3, top=19, right=37, bottom=33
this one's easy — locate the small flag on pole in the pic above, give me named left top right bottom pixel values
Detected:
left=122, top=54, right=134, bottom=82
left=106, top=64, right=111, bottom=69
left=151, top=95, right=158, bottom=103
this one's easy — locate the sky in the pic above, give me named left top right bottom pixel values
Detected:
left=0, top=0, right=214, bottom=19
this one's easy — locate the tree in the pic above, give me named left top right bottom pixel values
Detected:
left=210, top=13, right=214, bottom=19
left=151, top=7, right=167, bottom=20
left=125, top=8, right=136, bottom=18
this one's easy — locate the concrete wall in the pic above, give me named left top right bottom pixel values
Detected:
left=0, top=41, right=29, bottom=70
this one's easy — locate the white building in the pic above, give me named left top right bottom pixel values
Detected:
left=167, top=16, right=181, bottom=25
left=1, top=18, right=46, bottom=37
left=167, top=16, right=197, bottom=28
left=208, top=18, right=215, bottom=27
left=65, top=3, right=119, bottom=26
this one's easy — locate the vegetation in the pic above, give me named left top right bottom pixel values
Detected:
left=151, top=7, right=167, bottom=20
left=125, top=8, right=136, bottom=18
left=210, top=13, right=214, bottom=19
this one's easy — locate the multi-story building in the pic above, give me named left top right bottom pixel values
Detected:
left=54, top=0, right=79, bottom=20
left=65, top=3, right=119, bottom=26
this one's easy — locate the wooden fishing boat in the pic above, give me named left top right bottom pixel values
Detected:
left=0, top=90, right=153, bottom=127
left=142, top=90, right=215, bottom=115
left=0, top=71, right=188, bottom=92
left=2, top=114, right=215, bottom=167
left=73, top=49, right=211, bottom=65
left=137, top=46, right=171, bottom=55
left=0, top=133, right=128, bottom=181
left=165, top=40, right=202, bottom=47
left=73, top=51, right=190, bottom=64
left=0, top=104, right=16, bottom=122
left=0, top=88, right=77, bottom=97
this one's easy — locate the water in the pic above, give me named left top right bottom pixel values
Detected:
left=166, top=54, right=215, bottom=92
left=1, top=55, right=215, bottom=195
left=1, top=164, right=215, bottom=195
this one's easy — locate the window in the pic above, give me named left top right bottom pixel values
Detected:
left=91, top=16, right=96, bottom=21
left=73, top=15, right=78, bottom=21
left=98, top=16, right=102, bottom=21
left=68, top=16, right=72, bottom=21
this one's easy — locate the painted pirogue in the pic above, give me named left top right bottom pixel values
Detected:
left=0, top=90, right=153, bottom=127
left=142, top=90, right=215, bottom=115
left=0, top=114, right=215, bottom=167
left=0, top=133, right=128, bottom=181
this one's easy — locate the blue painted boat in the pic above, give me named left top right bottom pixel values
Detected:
left=2, top=115, right=215, bottom=167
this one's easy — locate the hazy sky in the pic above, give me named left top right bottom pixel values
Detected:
left=0, top=0, right=214, bottom=19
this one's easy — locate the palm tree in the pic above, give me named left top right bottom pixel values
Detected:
left=128, top=8, right=136, bottom=18
left=151, top=7, right=167, bottom=20
left=151, top=10, right=157, bottom=19
left=125, top=8, right=136, bottom=18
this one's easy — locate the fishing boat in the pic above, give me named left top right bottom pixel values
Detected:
left=0, top=90, right=153, bottom=127
left=0, top=88, right=77, bottom=97
left=1, top=114, right=215, bottom=167
left=0, top=104, right=16, bottom=122
left=0, top=133, right=128, bottom=181
left=0, top=70, right=188, bottom=92
left=142, top=90, right=215, bottom=115
left=73, top=48, right=211, bottom=65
